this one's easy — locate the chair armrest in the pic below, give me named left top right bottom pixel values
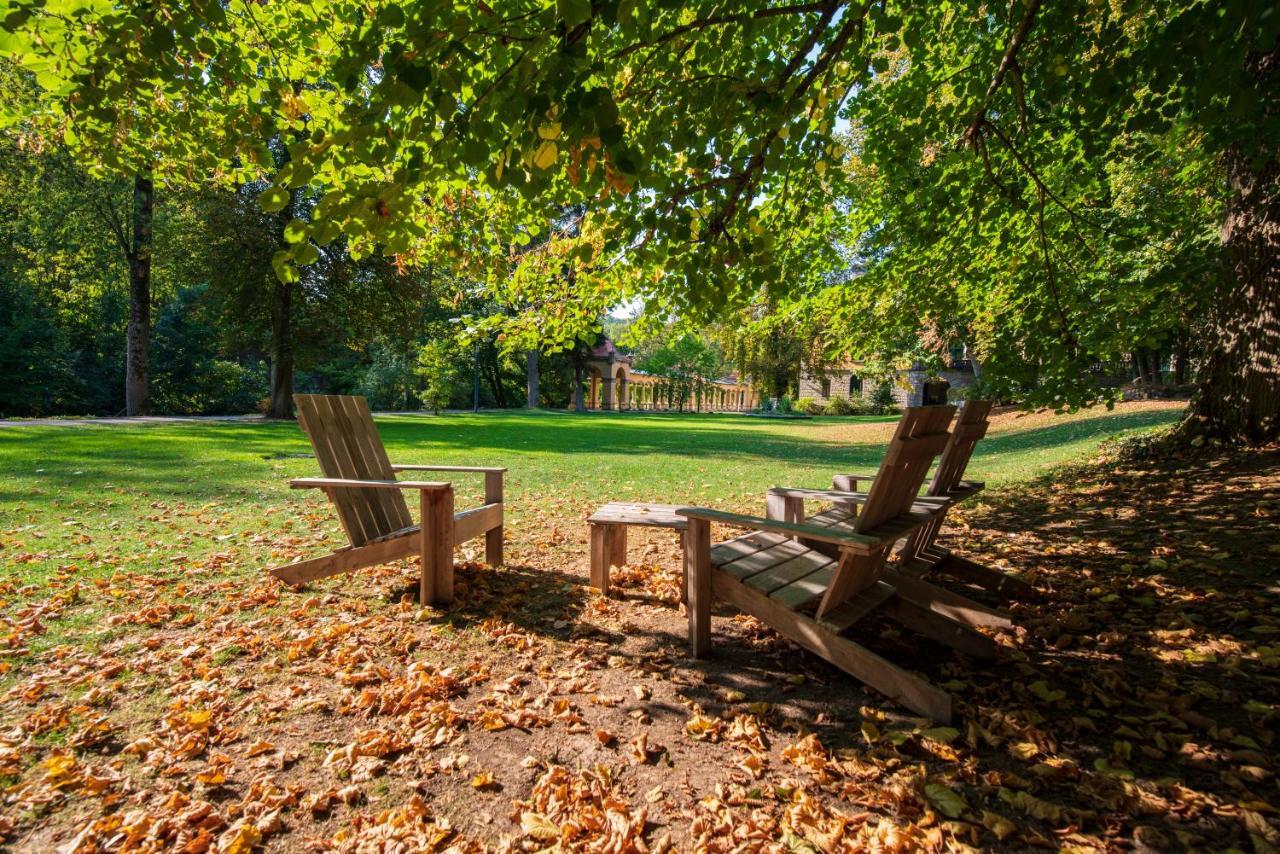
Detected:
left=770, top=486, right=868, bottom=504
left=391, top=465, right=507, bottom=474
left=677, top=507, right=933, bottom=554
left=290, top=477, right=450, bottom=491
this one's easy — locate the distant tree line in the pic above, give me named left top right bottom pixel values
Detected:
left=0, top=139, right=597, bottom=418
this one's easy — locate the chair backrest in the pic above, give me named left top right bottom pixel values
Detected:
left=855, top=405, right=956, bottom=533
left=294, top=394, right=413, bottom=546
left=926, top=399, right=992, bottom=497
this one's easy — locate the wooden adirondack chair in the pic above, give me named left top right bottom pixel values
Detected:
left=267, top=394, right=505, bottom=605
left=770, top=400, right=1034, bottom=604
left=680, top=406, right=997, bottom=722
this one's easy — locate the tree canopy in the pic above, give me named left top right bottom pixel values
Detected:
left=3, top=0, right=1277, bottom=437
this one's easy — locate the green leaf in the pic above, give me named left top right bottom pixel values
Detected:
left=925, top=783, right=967, bottom=819
left=557, top=0, right=591, bottom=27
left=283, top=219, right=308, bottom=244
left=294, top=242, right=320, bottom=266
left=260, top=186, right=290, bottom=213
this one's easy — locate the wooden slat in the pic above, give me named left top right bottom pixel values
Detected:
left=742, top=550, right=833, bottom=595
left=296, top=395, right=375, bottom=545
left=269, top=530, right=418, bottom=586
left=817, top=580, right=897, bottom=633
left=709, top=531, right=785, bottom=565
left=335, top=395, right=413, bottom=535
left=588, top=503, right=688, bottom=528
left=392, top=465, right=507, bottom=473
left=452, top=502, right=502, bottom=545
left=317, top=394, right=393, bottom=539
left=291, top=478, right=450, bottom=491
left=678, top=508, right=887, bottom=552
left=719, top=539, right=811, bottom=580
left=770, top=563, right=837, bottom=610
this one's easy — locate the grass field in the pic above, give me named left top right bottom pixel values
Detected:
left=2, top=401, right=1183, bottom=593
left=6, top=399, right=1234, bottom=851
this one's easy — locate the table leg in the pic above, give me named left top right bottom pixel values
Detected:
left=589, top=523, right=609, bottom=594
left=609, top=523, right=627, bottom=567
left=678, top=530, right=688, bottom=605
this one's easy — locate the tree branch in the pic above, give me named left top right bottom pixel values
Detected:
left=963, top=0, right=1041, bottom=144
left=612, top=2, right=840, bottom=59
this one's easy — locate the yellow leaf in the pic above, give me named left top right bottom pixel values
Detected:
left=521, top=811, right=560, bottom=840
left=186, top=709, right=214, bottom=730
left=537, top=122, right=561, bottom=140
left=44, top=754, right=77, bottom=782
left=923, top=726, right=960, bottom=744
left=196, top=768, right=227, bottom=785
left=220, top=822, right=262, bottom=854
left=470, top=771, right=497, bottom=789
left=860, top=721, right=880, bottom=744
left=981, top=810, right=1018, bottom=841
left=1009, top=741, right=1039, bottom=761
left=533, top=141, right=558, bottom=170
left=245, top=740, right=275, bottom=757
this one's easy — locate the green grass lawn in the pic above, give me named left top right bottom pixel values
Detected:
left=1, top=402, right=1183, bottom=597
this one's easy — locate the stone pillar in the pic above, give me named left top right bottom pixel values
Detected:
left=905, top=367, right=928, bottom=408
left=601, top=377, right=614, bottom=410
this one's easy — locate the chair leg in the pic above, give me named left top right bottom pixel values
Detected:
left=484, top=472, right=504, bottom=567
left=420, top=486, right=454, bottom=606
left=686, top=518, right=712, bottom=657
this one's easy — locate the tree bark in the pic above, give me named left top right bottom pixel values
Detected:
left=526, top=350, right=539, bottom=408
left=266, top=276, right=294, bottom=419
left=1186, top=46, right=1280, bottom=444
left=1131, top=352, right=1148, bottom=384
left=573, top=364, right=585, bottom=412
left=125, top=173, right=153, bottom=416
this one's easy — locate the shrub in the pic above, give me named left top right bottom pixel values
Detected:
left=870, top=382, right=897, bottom=415
left=824, top=394, right=867, bottom=416
left=796, top=396, right=823, bottom=415
left=775, top=396, right=794, bottom=414
left=417, top=340, right=461, bottom=413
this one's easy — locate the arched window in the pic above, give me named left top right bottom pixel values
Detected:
left=849, top=375, right=862, bottom=396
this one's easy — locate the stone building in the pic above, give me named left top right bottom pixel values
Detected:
left=799, top=347, right=978, bottom=408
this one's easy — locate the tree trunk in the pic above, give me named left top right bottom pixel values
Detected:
left=1145, top=350, right=1164, bottom=386
left=125, top=173, right=153, bottom=416
left=1131, top=352, right=1148, bottom=384
left=266, top=183, right=301, bottom=421
left=526, top=350, right=539, bottom=408
left=573, top=365, right=585, bottom=412
left=1173, top=337, right=1190, bottom=385
left=1186, top=48, right=1279, bottom=444
left=266, top=277, right=294, bottom=419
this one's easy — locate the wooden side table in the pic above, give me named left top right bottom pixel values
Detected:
left=587, top=502, right=689, bottom=596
